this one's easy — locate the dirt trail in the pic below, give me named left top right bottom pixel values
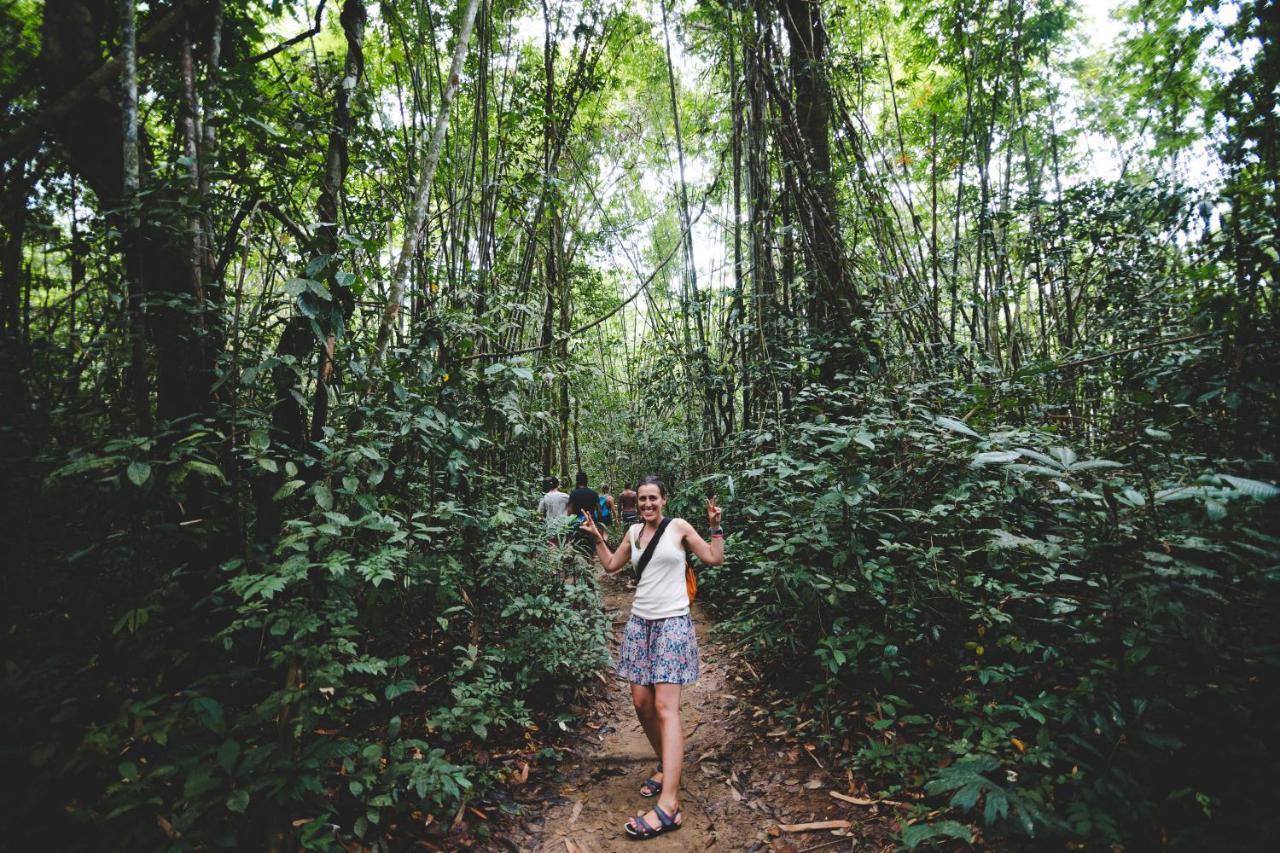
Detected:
left=487, top=570, right=897, bottom=852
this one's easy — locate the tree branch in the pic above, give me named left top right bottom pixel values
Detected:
left=242, top=0, right=327, bottom=65
left=0, top=4, right=185, bottom=166
left=260, top=201, right=310, bottom=245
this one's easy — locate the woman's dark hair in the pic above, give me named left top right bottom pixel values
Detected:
left=576, top=470, right=589, bottom=487
left=543, top=476, right=558, bottom=491
left=635, top=474, right=668, bottom=497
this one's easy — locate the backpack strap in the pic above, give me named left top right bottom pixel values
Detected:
left=634, top=517, right=673, bottom=583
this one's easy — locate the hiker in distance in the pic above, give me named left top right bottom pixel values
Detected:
left=618, top=482, right=639, bottom=525
left=536, top=476, right=569, bottom=544
left=578, top=476, right=724, bottom=840
left=566, top=471, right=601, bottom=558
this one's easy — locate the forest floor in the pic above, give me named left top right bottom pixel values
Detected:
left=475, top=569, right=901, bottom=853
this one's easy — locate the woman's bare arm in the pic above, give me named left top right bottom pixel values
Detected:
left=580, top=513, right=632, bottom=573
left=680, top=497, right=724, bottom=565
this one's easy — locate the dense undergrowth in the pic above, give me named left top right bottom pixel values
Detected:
left=0, top=372, right=610, bottom=850
left=697, top=356, right=1280, bottom=849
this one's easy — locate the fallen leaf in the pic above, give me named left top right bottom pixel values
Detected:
left=570, top=800, right=583, bottom=825
left=156, top=815, right=179, bottom=839
left=1011, top=737, right=1027, bottom=753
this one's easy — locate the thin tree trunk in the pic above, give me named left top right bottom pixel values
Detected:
left=310, top=0, right=367, bottom=441
left=119, top=0, right=151, bottom=433
left=372, top=0, right=482, bottom=366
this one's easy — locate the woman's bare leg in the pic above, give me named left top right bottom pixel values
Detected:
left=651, top=682, right=683, bottom=817
left=626, top=683, right=685, bottom=833
left=631, top=683, right=664, bottom=771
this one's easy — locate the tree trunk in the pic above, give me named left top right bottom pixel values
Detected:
left=777, top=0, right=872, bottom=378
left=40, top=0, right=213, bottom=423
left=310, top=0, right=367, bottom=441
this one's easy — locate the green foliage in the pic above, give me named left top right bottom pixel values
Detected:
left=1, top=369, right=610, bottom=848
left=701, top=377, right=1280, bottom=848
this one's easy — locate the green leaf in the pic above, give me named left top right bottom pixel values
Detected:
left=112, top=607, right=150, bottom=635
left=314, top=483, right=334, bottom=511
left=193, top=696, right=225, bottom=735
left=972, top=451, right=1020, bottom=466
left=1049, top=446, right=1077, bottom=467
left=935, top=415, right=981, bottom=438
left=217, top=740, right=240, bottom=774
left=184, top=460, right=227, bottom=483
left=226, top=789, right=249, bottom=813
left=385, top=679, right=418, bottom=700
left=1219, top=474, right=1279, bottom=499
left=902, top=820, right=972, bottom=849
left=126, top=461, right=151, bottom=487
left=273, top=479, right=306, bottom=501
left=1067, top=459, right=1124, bottom=473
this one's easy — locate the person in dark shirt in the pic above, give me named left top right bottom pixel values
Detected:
left=566, top=471, right=600, bottom=556
left=566, top=471, right=600, bottom=521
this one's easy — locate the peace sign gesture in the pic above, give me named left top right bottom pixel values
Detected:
left=706, top=495, right=722, bottom=528
left=579, top=510, right=605, bottom=544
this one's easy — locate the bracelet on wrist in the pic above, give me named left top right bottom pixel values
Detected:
left=708, top=526, right=724, bottom=537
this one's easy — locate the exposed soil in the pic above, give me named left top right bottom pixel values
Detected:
left=478, top=570, right=901, bottom=852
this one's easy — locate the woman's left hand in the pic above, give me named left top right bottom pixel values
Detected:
left=706, top=495, right=722, bottom=528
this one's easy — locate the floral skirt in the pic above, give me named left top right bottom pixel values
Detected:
left=615, top=613, right=699, bottom=685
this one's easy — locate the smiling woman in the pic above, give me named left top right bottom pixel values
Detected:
left=578, top=475, right=723, bottom=840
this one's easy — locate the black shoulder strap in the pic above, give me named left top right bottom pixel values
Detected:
left=634, top=517, right=673, bottom=583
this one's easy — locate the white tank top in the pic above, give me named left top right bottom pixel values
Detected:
left=629, top=520, right=690, bottom=620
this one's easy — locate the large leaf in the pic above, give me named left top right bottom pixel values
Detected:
left=903, top=820, right=973, bottom=849
left=972, top=450, right=1021, bottom=466
left=935, top=415, right=982, bottom=439
left=1220, top=475, right=1279, bottom=499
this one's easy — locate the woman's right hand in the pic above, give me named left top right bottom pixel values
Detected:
left=580, top=512, right=604, bottom=544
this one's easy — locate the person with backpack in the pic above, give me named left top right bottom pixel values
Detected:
left=578, top=475, right=724, bottom=840
left=597, top=484, right=616, bottom=527
left=565, top=471, right=600, bottom=557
